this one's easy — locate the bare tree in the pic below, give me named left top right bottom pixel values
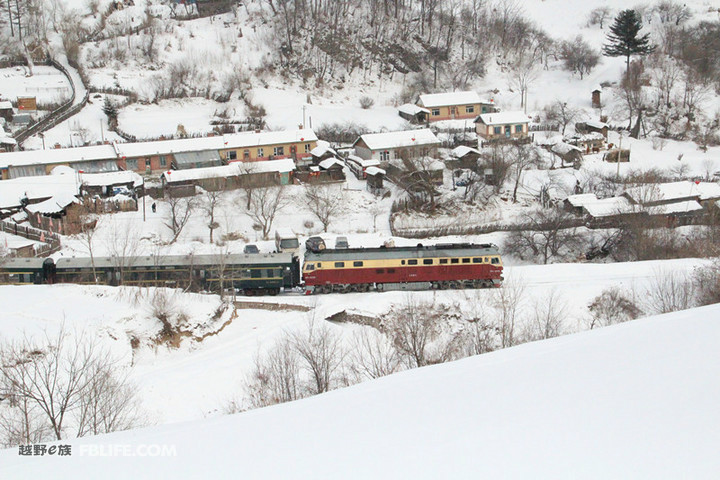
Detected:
left=244, top=186, right=288, bottom=240
left=479, top=143, right=512, bottom=193
left=0, top=326, right=141, bottom=444
left=243, top=338, right=302, bottom=409
left=491, top=275, right=526, bottom=348
left=523, top=289, right=567, bottom=341
left=291, top=319, right=346, bottom=395
left=0, top=394, right=50, bottom=448
left=349, top=327, right=402, bottom=381
left=504, top=208, right=582, bottom=264
left=544, top=100, right=581, bottom=135
left=201, top=182, right=224, bottom=244
left=645, top=269, right=695, bottom=314
left=587, top=286, right=642, bottom=329
left=508, top=54, right=541, bottom=113
left=74, top=202, right=101, bottom=283
left=587, top=6, right=613, bottom=29
left=303, top=183, right=345, bottom=233
left=508, top=143, right=542, bottom=203
left=559, top=36, right=600, bottom=79
left=163, top=195, right=195, bottom=244
left=107, top=219, right=139, bottom=285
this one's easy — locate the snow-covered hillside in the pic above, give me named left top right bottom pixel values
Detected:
left=2, top=302, right=718, bottom=479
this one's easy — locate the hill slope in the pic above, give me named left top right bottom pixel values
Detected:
left=2, top=303, right=719, bottom=479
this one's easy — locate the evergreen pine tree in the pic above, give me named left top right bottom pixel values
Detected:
left=603, top=10, right=655, bottom=79
left=102, top=96, right=118, bottom=129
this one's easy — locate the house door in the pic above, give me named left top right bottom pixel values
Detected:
left=504, top=126, right=511, bottom=137
left=450, top=106, right=456, bottom=118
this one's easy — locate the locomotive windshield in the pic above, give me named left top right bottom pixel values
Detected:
left=281, top=238, right=299, bottom=249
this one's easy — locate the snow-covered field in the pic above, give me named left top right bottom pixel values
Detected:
left=2, top=301, right=718, bottom=479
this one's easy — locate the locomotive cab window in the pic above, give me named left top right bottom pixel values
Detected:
left=353, top=261, right=364, bottom=267
left=335, top=262, right=345, bottom=268
left=491, top=257, right=500, bottom=264
left=407, top=259, right=418, bottom=265
left=304, top=263, right=315, bottom=271
left=423, top=259, right=433, bottom=265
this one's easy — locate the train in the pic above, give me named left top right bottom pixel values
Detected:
left=0, top=243, right=503, bottom=295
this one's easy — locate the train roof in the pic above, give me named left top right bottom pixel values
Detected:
left=304, top=243, right=500, bottom=262
left=53, top=253, right=296, bottom=270
left=0, top=257, right=47, bottom=270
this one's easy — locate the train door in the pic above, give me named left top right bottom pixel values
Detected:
left=42, top=258, right=56, bottom=284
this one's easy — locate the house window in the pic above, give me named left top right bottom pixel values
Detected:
left=257, top=147, right=264, bottom=158
left=465, top=105, right=474, bottom=114
left=126, top=159, right=138, bottom=170
left=493, top=126, right=501, bottom=135
left=160, top=155, right=167, bottom=167
left=228, top=151, right=237, bottom=161
left=243, top=149, right=250, bottom=159
left=380, top=151, right=390, bottom=161
left=274, top=146, right=284, bottom=156
left=432, top=108, right=440, bottom=116
left=304, top=143, right=311, bottom=153
left=515, top=124, right=523, bottom=133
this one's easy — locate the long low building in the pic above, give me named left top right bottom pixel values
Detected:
left=0, top=129, right=318, bottom=179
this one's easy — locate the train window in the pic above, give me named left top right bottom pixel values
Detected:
left=353, top=261, right=364, bottom=267
left=451, top=258, right=459, bottom=264
left=439, top=258, right=448, bottom=264
left=491, top=257, right=500, bottom=264
left=376, top=269, right=385, bottom=274
left=423, top=259, right=433, bottom=265
left=401, top=260, right=406, bottom=265
left=387, top=268, right=396, bottom=274
left=472, top=258, right=482, bottom=263
left=334, top=262, right=345, bottom=268
left=305, top=264, right=315, bottom=271
left=251, top=269, right=261, bottom=279
left=317, top=263, right=322, bottom=268
left=462, top=258, right=470, bottom=263
left=407, top=259, right=418, bottom=265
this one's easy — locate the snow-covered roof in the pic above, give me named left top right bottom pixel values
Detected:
left=397, top=103, right=430, bottom=115
left=310, top=140, right=337, bottom=158
left=348, top=155, right=381, bottom=167
left=551, top=142, right=583, bottom=155
left=81, top=170, right=144, bottom=188
left=0, top=101, right=12, bottom=109
left=625, top=181, right=720, bottom=204
left=365, top=166, right=386, bottom=176
left=223, top=129, right=318, bottom=150
left=0, top=231, right=35, bottom=249
left=25, top=193, right=79, bottom=214
left=585, top=120, right=608, bottom=129
left=0, top=173, right=80, bottom=209
left=565, top=193, right=598, bottom=207
left=450, top=146, right=480, bottom=158
left=0, top=144, right=117, bottom=169
left=418, top=91, right=490, bottom=108
left=583, top=196, right=635, bottom=218
left=475, top=111, right=530, bottom=125
left=652, top=200, right=704, bottom=215
left=357, top=129, right=440, bottom=151
left=162, top=159, right=296, bottom=184
left=318, top=158, right=343, bottom=169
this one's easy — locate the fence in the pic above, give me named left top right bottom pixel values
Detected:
left=0, top=220, right=62, bottom=257
left=14, top=58, right=89, bottom=145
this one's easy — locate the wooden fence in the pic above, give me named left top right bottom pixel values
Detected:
left=0, top=220, right=62, bottom=257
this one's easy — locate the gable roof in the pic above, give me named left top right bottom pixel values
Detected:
left=25, top=192, right=79, bottom=214
left=355, top=129, right=440, bottom=151
left=418, top=91, right=489, bottom=108
left=475, top=111, right=530, bottom=126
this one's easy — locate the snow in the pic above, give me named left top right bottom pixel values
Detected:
left=318, top=158, right=342, bottom=169
left=356, top=128, right=440, bottom=150
left=365, top=166, right=386, bottom=176
left=0, top=144, right=117, bottom=169
left=565, top=193, right=598, bottom=207
left=162, top=159, right=296, bottom=184
left=0, top=66, right=72, bottom=104
left=476, top=111, right=530, bottom=125
left=81, top=170, right=144, bottom=188
left=417, top=91, right=489, bottom=107
left=450, top=145, right=480, bottom=158
left=3, top=301, right=719, bottom=479
left=397, top=103, right=430, bottom=115
left=653, top=200, right=704, bottom=215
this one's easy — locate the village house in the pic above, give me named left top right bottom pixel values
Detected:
left=0, top=144, right=118, bottom=180
left=0, top=124, right=16, bottom=153
left=0, top=171, right=80, bottom=214
left=0, top=100, right=13, bottom=122
left=218, top=129, right=318, bottom=164
left=80, top=170, right=144, bottom=198
left=353, top=129, right=440, bottom=162
left=474, top=111, right=530, bottom=142
left=415, top=91, right=495, bottom=122
left=24, top=192, right=84, bottom=235
left=623, top=181, right=720, bottom=208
